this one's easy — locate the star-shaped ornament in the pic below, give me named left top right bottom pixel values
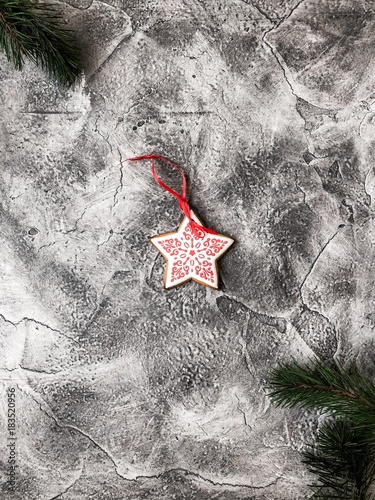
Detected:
left=150, top=211, right=234, bottom=289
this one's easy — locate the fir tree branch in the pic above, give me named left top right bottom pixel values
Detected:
left=0, top=0, right=80, bottom=85
left=268, top=359, right=375, bottom=445
left=303, top=420, right=375, bottom=499
left=268, top=359, right=375, bottom=498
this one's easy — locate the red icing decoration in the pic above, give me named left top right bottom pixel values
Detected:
left=160, top=224, right=229, bottom=284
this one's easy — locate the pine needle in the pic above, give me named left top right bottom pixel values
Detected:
left=303, top=420, right=375, bottom=499
left=268, top=359, right=375, bottom=445
left=268, top=359, right=375, bottom=498
left=0, top=0, right=80, bottom=85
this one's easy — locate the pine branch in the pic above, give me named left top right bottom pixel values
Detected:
left=268, top=359, right=375, bottom=445
left=0, top=0, right=80, bottom=85
left=303, top=420, right=375, bottom=499
left=268, top=359, right=375, bottom=498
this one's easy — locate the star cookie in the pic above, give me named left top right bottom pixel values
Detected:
left=150, top=211, right=234, bottom=289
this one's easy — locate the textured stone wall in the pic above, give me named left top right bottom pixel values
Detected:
left=1, top=0, right=375, bottom=498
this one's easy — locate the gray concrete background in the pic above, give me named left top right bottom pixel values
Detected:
left=1, top=0, right=375, bottom=498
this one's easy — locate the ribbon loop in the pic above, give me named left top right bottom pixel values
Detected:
left=123, top=154, right=216, bottom=238
left=178, top=197, right=190, bottom=218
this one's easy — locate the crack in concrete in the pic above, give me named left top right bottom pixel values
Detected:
left=1, top=313, right=77, bottom=347
left=96, top=230, right=115, bottom=249
left=86, top=27, right=135, bottom=84
left=237, top=326, right=257, bottom=377
left=342, top=199, right=354, bottom=224
left=0, top=313, right=17, bottom=327
left=263, top=35, right=298, bottom=99
left=358, top=109, right=372, bottom=140
left=37, top=240, right=58, bottom=254
left=135, top=466, right=281, bottom=489
left=18, top=317, right=79, bottom=345
left=48, top=467, right=84, bottom=500
left=294, top=171, right=315, bottom=215
left=62, top=207, right=88, bottom=235
left=295, top=103, right=317, bottom=156
left=62, top=423, right=130, bottom=483
left=241, top=0, right=306, bottom=27
left=20, top=387, right=279, bottom=491
left=19, top=386, right=133, bottom=483
left=94, top=115, right=113, bottom=154
left=147, top=251, right=161, bottom=286
left=247, top=3, right=276, bottom=24
left=235, top=394, right=252, bottom=431
left=274, top=0, right=307, bottom=30
left=257, top=0, right=310, bottom=149
left=219, top=292, right=286, bottom=333
left=142, top=13, right=179, bottom=34
left=1, top=314, right=82, bottom=375
left=60, top=0, right=94, bottom=10
left=0, top=311, right=82, bottom=374
left=113, top=160, right=124, bottom=209
left=299, top=228, right=341, bottom=294
left=196, top=422, right=209, bottom=436
left=82, top=279, right=111, bottom=334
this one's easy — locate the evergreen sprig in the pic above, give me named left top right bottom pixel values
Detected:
left=269, top=359, right=375, bottom=445
left=268, top=359, right=375, bottom=499
left=0, top=0, right=80, bottom=85
left=303, top=420, right=375, bottom=499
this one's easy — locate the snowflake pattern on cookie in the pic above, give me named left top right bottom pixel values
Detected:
left=150, top=211, right=234, bottom=289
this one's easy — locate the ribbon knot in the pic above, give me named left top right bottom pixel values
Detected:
left=124, top=154, right=217, bottom=238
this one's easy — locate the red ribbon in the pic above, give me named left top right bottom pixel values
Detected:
left=123, top=154, right=217, bottom=238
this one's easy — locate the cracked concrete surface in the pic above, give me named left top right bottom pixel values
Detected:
left=1, top=0, right=375, bottom=498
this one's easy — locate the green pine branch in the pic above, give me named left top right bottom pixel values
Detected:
left=268, top=359, right=375, bottom=499
left=303, top=420, right=375, bottom=499
left=0, top=0, right=80, bottom=85
left=268, top=359, right=375, bottom=445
